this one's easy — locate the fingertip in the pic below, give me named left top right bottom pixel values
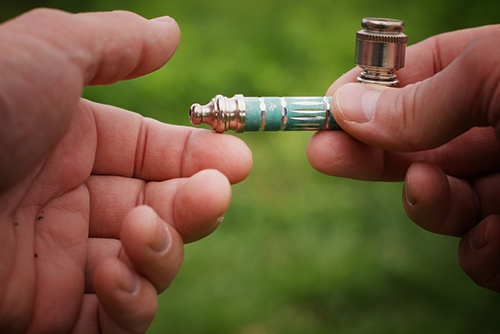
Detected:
left=149, top=15, right=181, bottom=61
left=458, top=215, right=500, bottom=292
left=333, top=83, right=384, bottom=124
left=150, top=15, right=176, bottom=24
left=120, top=205, right=184, bottom=292
left=402, top=162, right=450, bottom=233
left=69, top=10, right=182, bottom=84
left=174, top=169, right=232, bottom=243
left=327, top=81, right=417, bottom=152
left=306, top=131, right=349, bottom=175
left=238, top=138, right=254, bottom=181
left=306, top=130, right=386, bottom=180
left=330, top=79, right=472, bottom=152
left=94, top=258, right=140, bottom=295
left=306, top=131, right=329, bottom=173
left=403, top=162, right=479, bottom=237
left=220, top=134, right=253, bottom=184
left=93, top=258, right=157, bottom=333
left=183, top=130, right=253, bottom=184
left=121, top=205, right=169, bottom=254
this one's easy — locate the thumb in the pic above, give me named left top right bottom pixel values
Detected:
left=0, top=9, right=180, bottom=193
left=332, top=32, right=500, bottom=152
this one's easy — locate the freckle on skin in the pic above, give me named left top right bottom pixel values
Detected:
left=34, top=253, right=38, bottom=258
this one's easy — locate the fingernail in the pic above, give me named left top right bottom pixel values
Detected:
left=149, top=215, right=171, bottom=254
left=403, top=185, right=417, bottom=207
left=334, top=83, right=382, bottom=123
left=150, top=15, right=174, bottom=23
left=119, top=264, right=141, bottom=294
left=469, top=221, right=490, bottom=251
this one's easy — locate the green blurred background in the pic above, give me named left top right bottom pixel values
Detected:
left=3, top=0, right=500, bottom=333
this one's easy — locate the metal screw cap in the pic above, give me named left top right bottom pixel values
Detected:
left=355, top=17, right=408, bottom=86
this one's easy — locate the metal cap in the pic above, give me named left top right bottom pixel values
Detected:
left=189, top=94, right=246, bottom=133
left=355, top=17, right=408, bottom=86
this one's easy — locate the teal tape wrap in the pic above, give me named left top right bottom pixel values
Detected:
left=243, top=96, right=340, bottom=131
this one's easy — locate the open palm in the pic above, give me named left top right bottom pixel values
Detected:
left=0, top=9, right=252, bottom=333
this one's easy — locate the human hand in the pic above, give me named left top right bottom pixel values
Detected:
left=0, top=9, right=252, bottom=333
left=307, top=24, right=500, bottom=291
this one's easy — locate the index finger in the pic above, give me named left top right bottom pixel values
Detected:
left=85, top=100, right=253, bottom=184
left=307, top=126, right=500, bottom=181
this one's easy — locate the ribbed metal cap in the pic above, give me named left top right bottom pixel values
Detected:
left=357, top=18, right=407, bottom=43
left=355, top=17, right=408, bottom=86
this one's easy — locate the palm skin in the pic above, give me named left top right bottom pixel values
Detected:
left=0, top=9, right=252, bottom=333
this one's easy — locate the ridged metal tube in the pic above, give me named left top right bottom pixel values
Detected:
left=189, top=95, right=340, bottom=133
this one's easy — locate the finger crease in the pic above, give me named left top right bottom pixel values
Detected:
left=133, top=117, right=148, bottom=178
left=136, top=182, right=146, bottom=207
left=432, top=37, right=444, bottom=74
left=179, top=128, right=195, bottom=178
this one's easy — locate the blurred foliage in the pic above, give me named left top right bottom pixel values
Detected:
left=3, top=0, right=500, bottom=333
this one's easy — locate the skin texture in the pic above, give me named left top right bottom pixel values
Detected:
left=0, top=9, right=252, bottom=334
left=307, top=24, right=500, bottom=292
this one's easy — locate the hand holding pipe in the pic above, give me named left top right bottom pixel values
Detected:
left=189, top=18, right=408, bottom=133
